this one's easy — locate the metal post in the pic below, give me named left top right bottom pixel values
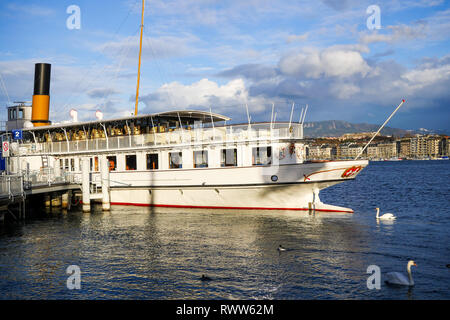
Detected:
left=100, top=156, right=110, bottom=211
left=54, top=158, right=61, bottom=183
left=81, top=157, right=90, bottom=212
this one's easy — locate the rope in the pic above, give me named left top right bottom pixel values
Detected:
left=0, top=71, right=11, bottom=106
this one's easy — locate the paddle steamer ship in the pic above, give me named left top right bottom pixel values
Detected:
left=4, top=94, right=367, bottom=213
left=2, top=1, right=368, bottom=213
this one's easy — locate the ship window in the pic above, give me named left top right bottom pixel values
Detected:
left=18, top=109, right=24, bottom=119
left=146, top=153, right=158, bottom=170
left=107, top=156, right=117, bottom=171
left=169, top=152, right=182, bottom=169
left=193, top=150, right=208, bottom=168
left=221, top=149, right=237, bottom=167
left=126, top=154, right=137, bottom=170
left=64, top=158, right=69, bottom=170
left=70, top=158, right=75, bottom=171
left=93, top=156, right=99, bottom=171
left=252, top=146, right=272, bottom=165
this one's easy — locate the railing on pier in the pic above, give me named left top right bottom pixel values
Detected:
left=0, top=174, right=24, bottom=200
left=0, top=169, right=79, bottom=204
left=21, top=168, right=78, bottom=189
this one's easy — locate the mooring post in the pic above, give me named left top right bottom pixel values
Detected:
left=67, top=190, right=72, bottom=211
left=44, top=194, right=51, bottom=207
left=82, top=157, right=90, bottom=212
left=100, top=156, right=110, bottom=211
left=51, top=193, right=62, bottom=207
left=62, top=192, right=68, bottom=209
left=22, top=198, right=26, bottom=220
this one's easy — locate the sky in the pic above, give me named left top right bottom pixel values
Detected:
left=0, top=0, right=449, bottom=131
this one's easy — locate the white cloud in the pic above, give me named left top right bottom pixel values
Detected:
left=330, top=82, right=360, bottom=99
left=96, top=34, right=196, bottom=64
left=140, top=78, right=269, bottom=115
left=278, top=47, right=371, bottom=79
left=401, top=64, right=450, bottom=90
left=87, top=88, right=121, bottom=98
left=7, top=3, right=55, bottom=16
left=286, top=33, right=309, bottom=43
left=360, top=23, right=428, bottom=45
left=0, top=58, right=138, bottom=122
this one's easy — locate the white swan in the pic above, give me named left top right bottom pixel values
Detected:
left=385, top=260, right=417, bottom=286
left=376, top=207, right=396, bottom=220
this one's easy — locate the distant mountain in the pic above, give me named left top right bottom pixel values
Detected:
left=417, top=127, right=448, bottom=135
left=302, top=120, right=413, bottom=138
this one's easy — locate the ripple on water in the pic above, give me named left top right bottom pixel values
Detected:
left=0, top=161, right=449, bottom=299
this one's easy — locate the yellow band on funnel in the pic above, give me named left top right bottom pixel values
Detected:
left=32, top=94, right=50, bottom=127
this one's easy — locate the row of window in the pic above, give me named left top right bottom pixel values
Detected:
left=59, top=147, right=272, bottom=171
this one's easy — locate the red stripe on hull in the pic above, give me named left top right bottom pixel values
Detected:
left=108, top=202, right=354, bottom=213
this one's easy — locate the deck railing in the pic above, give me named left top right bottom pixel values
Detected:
left=10, top=123, right=304, bottom=156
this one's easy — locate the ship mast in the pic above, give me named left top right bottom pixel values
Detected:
left=134, top=0, right=145, bottom=116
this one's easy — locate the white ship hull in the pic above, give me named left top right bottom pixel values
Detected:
left=100, top=160, right=368, bottom=213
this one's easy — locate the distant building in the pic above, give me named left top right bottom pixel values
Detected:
left=307, top=144, right=336, bottom=160
left=337, top=143, right=363, bottom=159
left=410, top=135, right=427, bottom=158
left=367, top=144, right=379, bottom=159
left=340, top=132, right=375, bottom=141
left=426, top=136, right=440, bottom=157
left=307, top=133, right=448, bottom=160
left=378, top=142, right=397, bottom=159
left=398, top=138, right=411, bottom=158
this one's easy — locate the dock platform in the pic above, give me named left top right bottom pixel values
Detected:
left=0, top=171, right=81, bottom=220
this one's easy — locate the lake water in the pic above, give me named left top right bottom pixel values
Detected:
left=0, top=160, right=449, bottom=299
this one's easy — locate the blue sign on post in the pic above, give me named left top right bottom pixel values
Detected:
left=12, top=129, right=23, bottom=140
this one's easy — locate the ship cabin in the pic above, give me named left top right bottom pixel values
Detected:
left=6, top=110, right=306, bottom=175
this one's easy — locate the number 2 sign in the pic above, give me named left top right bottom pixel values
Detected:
left=12, top=129, right=22, bottom=140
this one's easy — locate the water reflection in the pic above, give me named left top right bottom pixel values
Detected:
left=1, top=183, right=449, bottom=300
left=0, top=206, right=372, bottom=299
